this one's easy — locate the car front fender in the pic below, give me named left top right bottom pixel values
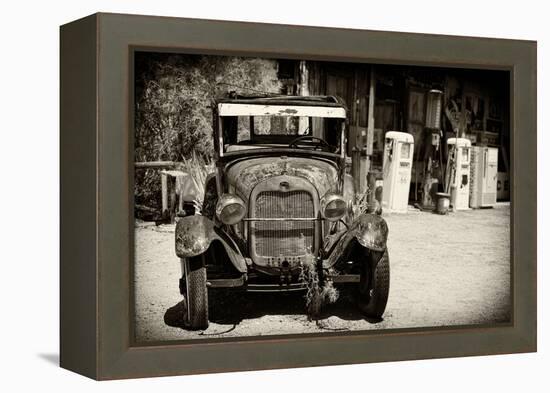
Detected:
left=175, top=215, right=215, bottom=257
left=175, top=215, right=247, bottom=273
left=351, top=213, right=388, bottom=251
left=323, top=213, right=388, bottom=269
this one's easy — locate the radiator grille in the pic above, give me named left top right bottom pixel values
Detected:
left=252, top=191, right=315, bottom=256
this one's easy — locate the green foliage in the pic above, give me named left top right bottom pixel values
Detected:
left=134, top=53, right=282, bottom=212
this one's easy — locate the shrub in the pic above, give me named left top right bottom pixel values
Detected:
left=134, top=53, right=281, bottom=213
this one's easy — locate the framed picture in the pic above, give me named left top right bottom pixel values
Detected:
left=60, top=13, right=536, bottom=380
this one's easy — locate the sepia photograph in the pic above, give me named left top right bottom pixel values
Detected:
left=132, top=51, right=511, bottom=343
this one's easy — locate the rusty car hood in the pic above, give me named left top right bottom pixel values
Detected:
left=226, top=156, right=339, bottom=199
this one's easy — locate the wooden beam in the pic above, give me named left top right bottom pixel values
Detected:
left=135, top=161, right=176, bottom=169
left=135, top=204, right=158, bottom=213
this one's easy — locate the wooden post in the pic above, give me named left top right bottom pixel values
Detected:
left=459, top=80, right=467, bottom=138
left=367, top=172, right=377, bottom=213
left=351, top=148, right=359, bottom=192
left=365, top=66, right=376, bottom=203
left=161, top=172, right=168, bottom=218
left=298, top=61, right=310, bottom=134
left=298, top=60, right=309, bottom=96
left=367, top=67, right=376, bottom=160
left=359, top=147, right=368, bottom=195
left=169, top=176, right=177, bottom=223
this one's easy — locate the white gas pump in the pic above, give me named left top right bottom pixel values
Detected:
left=470, top=146, right=498, bottom=208
left=382, top=131, right=414, bottom=213
left=447, top=138, right=471, bottom=210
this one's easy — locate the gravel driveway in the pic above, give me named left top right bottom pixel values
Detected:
left=134, top=203, right=510, bottom=343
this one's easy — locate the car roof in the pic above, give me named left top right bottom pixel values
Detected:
left=216, top=95, right=348, bottom=118
left=216, top=95, right=347, bottom=108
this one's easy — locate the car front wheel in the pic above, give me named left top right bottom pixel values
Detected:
left=357, top=249, right=390, bottom=319
left=182, top=256, right=209, bottom=330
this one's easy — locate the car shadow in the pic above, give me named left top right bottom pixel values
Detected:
left=164, top=287, right=384, bottom=330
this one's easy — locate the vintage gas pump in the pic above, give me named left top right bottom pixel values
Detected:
left=446, top=138, right=471, bottom=210
left=470, top=146, right=498, bottom=208
left=382, top=131, right=414, bottom=213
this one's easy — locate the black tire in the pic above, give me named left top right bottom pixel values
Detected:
left=184, top=256, right=209, bottom=330
left=358, top=249, right=390, bottom=319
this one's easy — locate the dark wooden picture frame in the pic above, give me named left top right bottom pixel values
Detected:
left=60, top=13, right=536, bottom=380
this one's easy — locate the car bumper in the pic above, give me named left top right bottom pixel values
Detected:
left=204, top=273, right=360, bottom=292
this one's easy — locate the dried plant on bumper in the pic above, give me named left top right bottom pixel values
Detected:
left=299, top=236, right=339, bottom=318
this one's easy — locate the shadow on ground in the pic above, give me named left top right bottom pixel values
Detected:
left=164, top=288, right=383, bottom=330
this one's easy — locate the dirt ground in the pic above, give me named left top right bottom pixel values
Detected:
left=134, top=203, right=511, bottom=343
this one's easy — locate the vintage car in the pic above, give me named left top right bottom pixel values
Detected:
left=175, top=95, right=389, bottom=329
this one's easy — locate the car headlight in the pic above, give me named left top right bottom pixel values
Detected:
left=215, top=194, right=246, bottom=225
left=320, top=193, right=347, bottom=222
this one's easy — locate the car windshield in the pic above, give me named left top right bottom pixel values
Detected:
left=221, top=114, right=344, bottom=154
left=252, top=116, right=307, bottom=136
left=217, top=102, right=347, bottom=157
left=236, top=116, right=316, bottom=140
